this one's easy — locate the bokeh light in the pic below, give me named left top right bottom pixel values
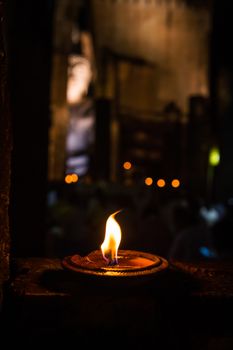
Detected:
left=145, top=177, right=153, bottom=186
left=123, top=161, right=132, bottom=170
left=171, top=179, right=180, bottom=188
left=157, top=179, right=166, bottom=188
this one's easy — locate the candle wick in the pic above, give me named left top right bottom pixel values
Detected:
left=103, top=252, right=118, bottom=266
left=107, top=257, right=118, bottom=266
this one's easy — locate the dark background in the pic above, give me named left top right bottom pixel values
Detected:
left=4, top=0, right=233, bottom=260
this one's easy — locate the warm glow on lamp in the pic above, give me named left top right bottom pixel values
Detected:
left=171, top=179, right=180, bottom=188
left=101, top=210, right=122, bottom=265
left=123, top=161, right=132, bottom=170
left=157, top=179, right=165, bottom=187
left=145, top=177, right=153, bottom=186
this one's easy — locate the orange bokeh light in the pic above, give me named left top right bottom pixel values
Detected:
left=71, top=173, right=79, bottom=182
left=123, top=161, right=132, bottom=170
left=145, top=177, right=153, bottom=186
left=65, top=174, right=73, bottom=184
left=157, top=179, right=166, bottom=188
left=65, top=173, right=79, bottom=184
left=171, top=179, right=180, bottom=188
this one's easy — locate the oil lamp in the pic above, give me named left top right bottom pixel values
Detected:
left=62, top=210, right=169, bottom=280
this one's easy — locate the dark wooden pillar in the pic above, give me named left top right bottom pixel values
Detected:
left=0, top=0, right=11, bottom=303
left=186, top=95, right=211, bottom=200
left=6, top=0, right=54, bottom=257
left=94, top=98, right=111, bottom=182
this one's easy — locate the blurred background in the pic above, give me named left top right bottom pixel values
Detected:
left=6, top=0, right=233, bottom=262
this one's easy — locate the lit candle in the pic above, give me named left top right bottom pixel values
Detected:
left=100, top=210, right=122, bottom=266
left=62, top=210, right=169, bottom=278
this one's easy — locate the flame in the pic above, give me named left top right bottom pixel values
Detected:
left=101, top=210, right=122, bottom=265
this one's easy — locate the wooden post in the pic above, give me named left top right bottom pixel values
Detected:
left=6, top=0, right=54, bottom=256
left=0, top=0, right=11, bottom=303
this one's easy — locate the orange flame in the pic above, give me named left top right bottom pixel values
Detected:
left=101, top=210, right=122, bottom=265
